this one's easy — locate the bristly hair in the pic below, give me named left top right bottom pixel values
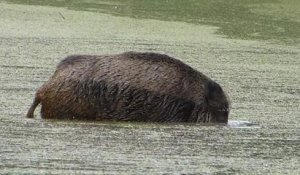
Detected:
left=64, top=78, right=196, bottom=122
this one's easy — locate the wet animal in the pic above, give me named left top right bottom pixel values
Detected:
left=27, top=52, right=230, bottom=123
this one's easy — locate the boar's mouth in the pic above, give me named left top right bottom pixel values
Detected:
left=190, top=80, right=230, bottom=123
left=191, top=104, right=229, bottom=123
left=206, top=105, right=229, bottom=123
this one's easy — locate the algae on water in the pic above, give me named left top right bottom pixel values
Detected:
left=3, top=0, right=300, bottom=44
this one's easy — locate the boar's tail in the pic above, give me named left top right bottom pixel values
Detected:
left=26, top=95, right=41, bottom=118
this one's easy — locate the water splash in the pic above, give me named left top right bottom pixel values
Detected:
left=228, top=120, right=260, bottom=128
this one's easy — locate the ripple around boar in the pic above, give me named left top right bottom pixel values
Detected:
left=27, top=52, right=230, bottom=123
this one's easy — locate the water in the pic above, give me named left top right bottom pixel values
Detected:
left=0, top=1, right=299, bottom=174
left=3, top=0, right=300, bottom=44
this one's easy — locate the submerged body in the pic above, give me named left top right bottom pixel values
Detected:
left=27, top=52, right=229, bottom=123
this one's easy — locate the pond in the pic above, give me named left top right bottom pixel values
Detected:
left=0, top=1, right=299, bottom=174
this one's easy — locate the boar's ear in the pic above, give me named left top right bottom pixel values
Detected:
left=204, top=81, right=224, bottom=107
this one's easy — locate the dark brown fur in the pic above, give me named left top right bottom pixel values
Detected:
left=27, top=52, right=230, bottom=123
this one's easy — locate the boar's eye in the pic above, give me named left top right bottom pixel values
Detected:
left=217, top=108, right=229, bottom=112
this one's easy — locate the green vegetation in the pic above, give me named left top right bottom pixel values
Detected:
left=3, top=0, right=300, bottom=44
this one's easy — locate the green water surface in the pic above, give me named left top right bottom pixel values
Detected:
left=3, top=0, right=300, bottom=44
